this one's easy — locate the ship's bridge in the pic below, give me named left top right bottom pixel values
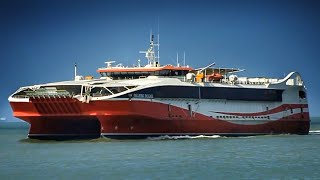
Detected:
left=97, top=64, right=193, bottom=80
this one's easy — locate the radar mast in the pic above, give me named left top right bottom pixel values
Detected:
left=139, top=32, right=160, bottom=67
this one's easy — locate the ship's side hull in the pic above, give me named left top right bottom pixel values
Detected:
left=100, top=117, right=310, bottom=139
left=10, top=97, right=101, bottom=140
left=9, top=88, right=310, bottom=139
left=23, top=116, right=101, bottom=140
left=97, top=100, right=310, bottom=139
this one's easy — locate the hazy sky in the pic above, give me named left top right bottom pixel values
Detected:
left=1, top=0, right=319, bottom=119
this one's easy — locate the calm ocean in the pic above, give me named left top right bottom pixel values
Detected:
left=1, top=118, right=320, bottom=179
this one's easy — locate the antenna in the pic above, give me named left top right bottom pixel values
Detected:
left=149, top=29, right=152, bottom=43
left=157, top=17, right=160, bottom=66
left=157, top=33, right=160, bottom=66
left=74, top=62, right=77, bottom=80
left=183, top=51, right=186, bottom=67
left=176, top=52, right=180, bottom=67
left=157, top=16, right=160, bottom=34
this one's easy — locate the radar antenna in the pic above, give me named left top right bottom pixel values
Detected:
left=105, top=61, right=116, bottom=68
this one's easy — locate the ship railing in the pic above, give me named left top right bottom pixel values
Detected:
left=12, top=95, right=30, bottom=99
left=235, top=77, right=280, bottom=85
left=12, top=93, right=73, bottom=98
left=184, top=76, right=281, bottom=85
left=12, top=90, right=72, bottom=99
left=25, top=91, right=71, bottom=96
left=12, top=94, right=73, bottom=99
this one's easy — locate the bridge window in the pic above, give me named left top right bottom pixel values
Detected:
left=109, top=87, right=128, bottom=94
left=91, top=87, right=112, bottom=97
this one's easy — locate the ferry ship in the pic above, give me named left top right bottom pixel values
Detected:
left=9, top=34, right=310, bottom=139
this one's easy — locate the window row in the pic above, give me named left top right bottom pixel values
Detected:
left=216, top=116, right=271, bottom=119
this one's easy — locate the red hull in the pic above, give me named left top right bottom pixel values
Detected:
left=10, top=97, right=101, bottom=139
left=99, top=114, right=310, bottom=139
left=10, top=97, right=310, bottom=139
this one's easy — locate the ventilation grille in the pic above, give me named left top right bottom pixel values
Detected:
left=30, top=97, right=80, bottom=114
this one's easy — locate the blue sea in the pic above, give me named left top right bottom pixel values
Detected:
left=1, top=118, right=320, bottom=179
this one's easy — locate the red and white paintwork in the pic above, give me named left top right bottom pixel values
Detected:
left=8, top=34, right=310, bottom=139
left=9, top=71, right=310, bottom=139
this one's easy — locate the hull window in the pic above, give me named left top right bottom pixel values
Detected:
left=299, top=91, right=306, bottom=99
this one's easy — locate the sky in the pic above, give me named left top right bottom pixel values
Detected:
left=0, top=0, right=319, bottom=120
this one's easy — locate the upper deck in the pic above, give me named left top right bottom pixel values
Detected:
left=8, top=33, right=306, bottom=103
left=97, top=63, right=193, bottom=80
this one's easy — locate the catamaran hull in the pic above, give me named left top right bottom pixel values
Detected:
left=10, top=99, right=310, bottom=140
left=10, top=97, right=101, bottom=140
left=99, top=115, right=310, bottom=139
left=23, top=116, right=101, bottom=140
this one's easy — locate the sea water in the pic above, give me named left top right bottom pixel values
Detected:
left=0, top=119, right=320, bottom=179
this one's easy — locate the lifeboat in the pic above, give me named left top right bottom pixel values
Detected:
left=207, top=73, right=223, bottom=81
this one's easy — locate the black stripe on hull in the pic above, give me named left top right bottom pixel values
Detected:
left=119, top=86, right=283, bottom=101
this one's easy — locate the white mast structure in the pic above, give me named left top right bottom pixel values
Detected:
left=74, top=63, right=77, bottom=80
left=176, top=52, right=180, bottom=67
left=139, top=32, right=160, bottom=67
left=157, top=32, right=160, bottom=66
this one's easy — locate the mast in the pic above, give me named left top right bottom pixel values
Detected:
left=139, top=31, right=160, bottom=67
left=176, top=52, right=179, bottom=67
left=74, top=63, right=77, bottom=80
left=157, top=33, right=160, bottom=66
left=183, top=51, right=186, bottom=67
left=157, top=18, right=160, bottom=66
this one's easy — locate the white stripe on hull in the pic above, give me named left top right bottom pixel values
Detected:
left=106, top=98, right=308, bottom=124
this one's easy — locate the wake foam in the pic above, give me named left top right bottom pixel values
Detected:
left=309, top=130, right=320, bottom=135
left=147, top=135, right=222, bottom=140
